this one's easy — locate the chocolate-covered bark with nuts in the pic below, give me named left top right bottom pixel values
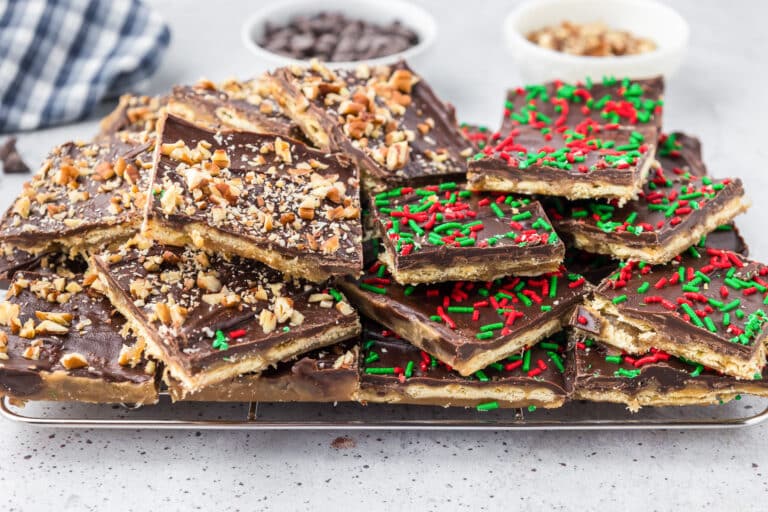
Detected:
left=146, top=114, right=363, bottom=282
left=0, top=271, right=157, bottom=404
left=372, top=183, right=564, bottom=284
left=544, top=167, right=749, bottom=264
left=167, top=78, right=304, bottom=140
left=359, top=321, right=568, bottom=409
left=571, top=251, right=768, bottom=379
left=169, top=340, right=359, bottom=402
left=340, top=243, right=587, bottom=376
left=270, top=60, right=473, bottom=191
left=98, top=94, right=166, bottom=139
left=91, top=240, right=360, bottom=394
left=568, top=336, right=768, bottom=411
left=0, top=134, right=154, bottom=254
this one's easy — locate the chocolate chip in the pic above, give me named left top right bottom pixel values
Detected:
left=0, top=137, right=30, bottom=174
left=257, top=11, right=419, bottom=62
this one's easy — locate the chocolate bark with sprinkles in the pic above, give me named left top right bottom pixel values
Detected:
left=499, top=76, right=664, bottom=135
left=269, top=60, right=474, bottom=191
left=146, top=114, right=363, bottom=283
left=372, top=182, right=565, bottom=284
left=91, top=240, right=361, bottom=394
left=460, top=123, right=492, bottom=151
left=359, top=321, right=568, bottom=409
left=339, top=243, right=588, bottom=376
left=0, top=133, right=155, bottom=254
left=467, top=124, right=656, bottom=203
left=545, top=167, right=749, bottom=264
left=167, top=77, right=303, bottom=140
left=571, top=251, right=768, bottom=379
left=0, top=271, right=158, bottom=404
left=568, top=336, right=768, bottom=411
left=167, top=340, right=359, bottom=403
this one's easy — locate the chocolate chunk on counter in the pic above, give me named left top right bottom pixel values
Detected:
left=270, top=61, right=473, bottom=191
left=147, top=114, right=363, bottom=283
left=92, top=242, right=361, bottom=395
left=372, top=183, right=564, bottom=284
left=0, top=137, right=30, bottom=174
left=360, top=321, right=568, bottom=409
left=571, top=251, right=768, bottom=379
left=0, top=271, right=158, bottom=404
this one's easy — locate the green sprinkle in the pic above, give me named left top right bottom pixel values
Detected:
left=475, top=370, right=489, bottom=382
left=480, top=322, right=504, bottom=332
left=523, top=350, right=532, bottom=372
left=447, top=306, right=475, bottom=314
left=405, top=360, right=414, bottom=378
left=549, top=276, right=558, bottom=298
left=614, top=368, right=641, bottom=379
left=605, top=355, right=623, bottom=364
left=637, top=282, right=650, bottom=294
left=329, top=288, right=343, bottom=302
left=527, top=405, right=537, bottom=412
left=365, top=367, right=395, bottom=375
left=365, top=352, right=380, bottom=364
left=612, top=295, right=628, bottom=305
left=704, top=316, right=717, bottom=333
left=404, top=285, right=416, bottom=296
left=476, top=331, right=495, bottom=340
left=490, top=202, right=504, bottom=218
left=477, top=401, right=499, bottom=412
left=511, top=211, right=533, bottom=221
left=359, top=283, right=387, bottom=294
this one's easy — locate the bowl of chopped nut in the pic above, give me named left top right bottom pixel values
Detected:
left=503, top=0, right=689, bottom=83
left=241, top=0, right=437, bottom=70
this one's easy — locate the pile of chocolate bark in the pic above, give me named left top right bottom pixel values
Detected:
left=0, top=61, right=764, bottom=413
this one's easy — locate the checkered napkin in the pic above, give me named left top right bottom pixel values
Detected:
left=0, top=0, right=170, bottom=133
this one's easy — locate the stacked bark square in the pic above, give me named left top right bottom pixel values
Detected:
left=0, top=62, right=766, bottom=412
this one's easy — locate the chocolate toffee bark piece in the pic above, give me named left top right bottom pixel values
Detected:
left=460, top=123, right=492, bottom=151
left=359, top=322, right=568, bottom=409
left=0, top=271, right=158, bottom=404
left=571, top=251, right=768, bottom=379
left=372, top=183, right=564, bottom=284
left=92, top=241, right=361, bottom=393
left=500, top=76, right=664, bottom=135
left=467, top=125, right=655, bottom=203
left=545, top=167, right=749, bottom=264
left=98, top=94, right=167, bottom=139
left=339, top=251, right=588, bottom=376
left=147, top=114, right=363, bottom=282
left=167, top=78, right=302, bottom=140
left=270, top=60, right=473, bottom=191
left=169, top=340, right=359, bottom=402
left=0, top=135, right=154, bottom=254
left=697, top=224, right=748, bottom=257
left=567, top=336, right=749, bottom=411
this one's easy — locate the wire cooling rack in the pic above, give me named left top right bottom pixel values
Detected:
left=2, top=392, right=768, bottom=430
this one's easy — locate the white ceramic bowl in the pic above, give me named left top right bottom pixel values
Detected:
left=503, top=0, right=689, bottom=83
left=241, top=0, right=437, bottom=70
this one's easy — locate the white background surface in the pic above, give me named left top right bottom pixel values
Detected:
left=1, top=1, right=768, bottom=510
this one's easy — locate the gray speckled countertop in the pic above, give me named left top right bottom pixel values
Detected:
left=1, top=1, right=767, bottom=510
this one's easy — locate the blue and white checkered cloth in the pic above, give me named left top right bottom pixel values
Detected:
left=0, top=0, right=170, bottom=133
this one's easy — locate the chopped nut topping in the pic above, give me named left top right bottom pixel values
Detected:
left=259, top=309, right=277, bottom=333
left=36, top=319, right=70, bottom=335
left=34, top=311, right=73, bottom=326
left=60, top=352, right=88, bottom=370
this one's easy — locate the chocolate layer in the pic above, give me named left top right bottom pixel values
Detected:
left=270, top=61, right=473, bottom=190
left=147, top=114, right=363, bottom=282
left=92, top=241, right=360, bottom=391
left=372, top=183, right=564, bottom=283
left=0, top=271, right=157, bottom=403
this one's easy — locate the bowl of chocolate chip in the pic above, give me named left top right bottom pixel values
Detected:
left=503, top=0, right=689, bottom=83
left=242, top=0, right=436, bottom=69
